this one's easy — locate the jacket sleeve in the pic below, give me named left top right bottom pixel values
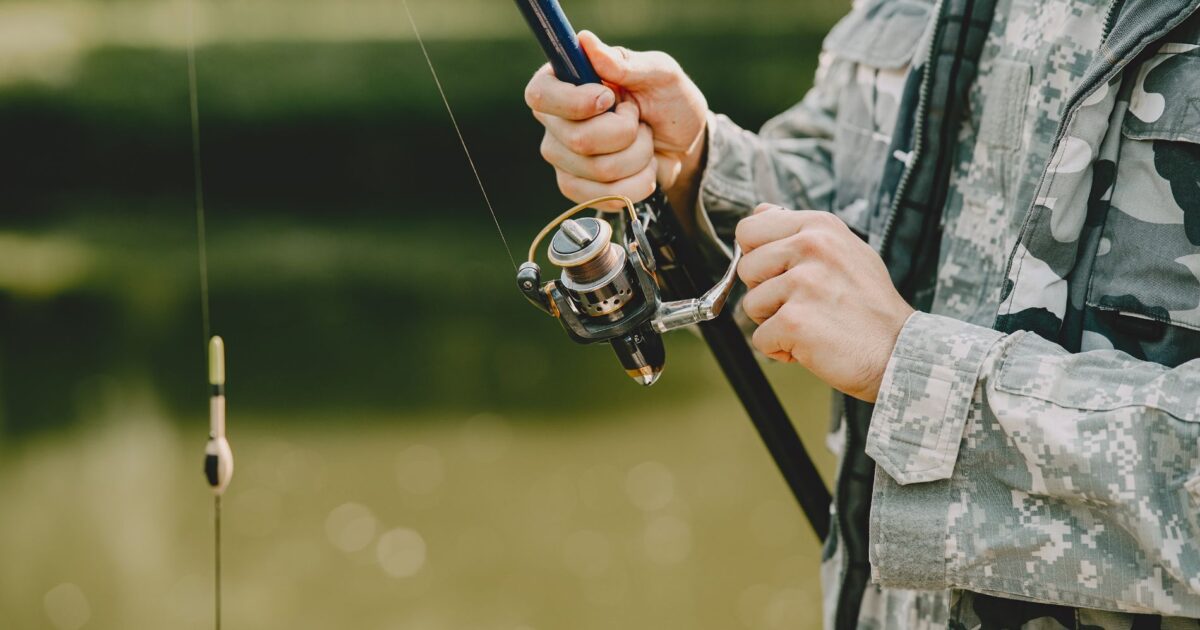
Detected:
left=690, top=55, right=840, bottom=263
left=866, top=311, right=1200, bottom=615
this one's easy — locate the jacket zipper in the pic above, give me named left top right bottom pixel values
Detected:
left=1102, top=0, right=1128, bottom=39
left=877, top=0, right=947, bottom=260
left=883, top=0, right=1121, bottom=274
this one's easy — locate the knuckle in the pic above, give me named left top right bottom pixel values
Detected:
left=793, top=230, right=830, bottom=257
left=538, top=135, right=556, bottom=162
left=646, top=51, right=680, bottom=81
left=812, top=211, right=842, bottom=229
left=779, top=305, right=804, bottom=332
left=750, top=326, right=768, bottom=351
left=739, top=297, right=754, bottom=321
left=592, top=156, right=621, bottom=183
left=734, top=216, right=757, bottom=244
left=563, top=129, right=593, bottom=155
left=567, top=96, right=595, bottom=119
left=804, top=209, right=828, bottom=223
left=555, top=170, right=579, bottom=196
left=812, top=230, right=837, bottom=255
left=524, top=83, right=542, bottom=110
left=790, top=231, right=817, bottom=256
left=736, top=257, right=752, bottom=283
left=740, top=287, right=760, bottom=311
left=636, top=123, right=653, bottom=146
left=640, top=163, right=658, bottom=190
left=623, top=119, right=643, bottom=145
left=622, top=168, right=655, bottom=201
left=784, top=266, right=810, bottom=290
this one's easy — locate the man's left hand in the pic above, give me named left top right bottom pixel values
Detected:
left=735, top=204, right=915, bottom=403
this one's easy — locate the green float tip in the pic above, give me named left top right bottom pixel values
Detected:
left=208, top=336, right=225, bottom=386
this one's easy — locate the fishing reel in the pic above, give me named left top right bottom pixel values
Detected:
left=517, top=195, right=742, bottom=386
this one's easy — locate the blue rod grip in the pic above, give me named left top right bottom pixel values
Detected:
left=512, top=0, right=603, bottom=86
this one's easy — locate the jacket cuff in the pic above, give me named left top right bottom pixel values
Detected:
left=865, top=312, right=1004, bottom=486
left=693, top=113, right=761, bottom=265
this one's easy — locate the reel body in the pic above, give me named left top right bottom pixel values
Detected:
left=517, top=196, right=741, bottom=386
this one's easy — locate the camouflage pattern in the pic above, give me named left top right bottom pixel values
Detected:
left=950, top=591, right=1200, bottom=629
left=871, top=311, right=1200, bottom=613
left=692, top=0, right=1200, bottom=627
left=694, top=0, right=926, bottom=263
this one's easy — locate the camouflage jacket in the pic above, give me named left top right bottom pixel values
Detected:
left=693, top=0, right=1200, bottom=627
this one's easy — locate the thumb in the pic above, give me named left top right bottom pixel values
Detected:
left=580, top=30, right=671, bottom=89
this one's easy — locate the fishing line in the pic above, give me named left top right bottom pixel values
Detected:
left=187, top=0, right=211, bottom=344
left=183, top=1, right=222, bottom=628
left=401, top=0, right=518, bottom=269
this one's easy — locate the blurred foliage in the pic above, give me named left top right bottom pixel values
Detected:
left=0, top=1, right=841, bottom=434
left=0, top=35, right=826, bottom=218
left=0, top=1, right=848, bottom=628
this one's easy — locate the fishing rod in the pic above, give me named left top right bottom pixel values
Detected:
left=510, top=0, right=831, bottom=540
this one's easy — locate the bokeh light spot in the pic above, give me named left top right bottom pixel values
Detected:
left=43, top=583, right=90, bottom=630
left=625, top=461, right=675, bottom=512
left=325, top=502, right=377, bottom=553
left=376, top=527, right=427, bottom=578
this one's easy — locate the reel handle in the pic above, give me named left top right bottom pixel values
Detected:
left=512, top=0, right=604, bottom=87
left=652, top=243, right=743, bottom=334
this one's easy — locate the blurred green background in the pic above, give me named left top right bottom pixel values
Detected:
left=0, top=0, right=849, bottom=628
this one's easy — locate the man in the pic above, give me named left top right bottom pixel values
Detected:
left=524, top=0, right=1200, bottom=628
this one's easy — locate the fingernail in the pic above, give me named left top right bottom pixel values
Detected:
left=596, top=90, right=615, bottom=111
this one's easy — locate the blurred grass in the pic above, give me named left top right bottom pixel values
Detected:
left=0, top=372, right=833, bottom=630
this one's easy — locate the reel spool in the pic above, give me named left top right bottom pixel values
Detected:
left=517, top=195, right=742, bottom=386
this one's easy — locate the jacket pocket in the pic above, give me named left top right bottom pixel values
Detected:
left=1083, top=44, right=1200, bottom=365
left=977, top=59, right=1033, bottom=205
left=978, top=59, right=1032, bottom=151
left=822, top=0, right=933, bottom=237
left=1123, top=43, right=1200, bottom=143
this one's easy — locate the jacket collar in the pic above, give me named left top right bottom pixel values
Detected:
left=1071, top=0, right=1200, bottom=110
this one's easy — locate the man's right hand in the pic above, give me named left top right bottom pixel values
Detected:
left=523, top=31, right=708, bottom=211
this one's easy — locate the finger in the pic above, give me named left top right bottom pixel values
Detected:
left=538, top=101, right=640, bottom=157
left=737, top=234, right=804, bottom=290
left=525, top=62, right=616, bottom=120
left=734, top=207, right=817, bottom=253
left=751, top=312, right=799, bottom=364
left=556, top=156, right=658, bottom=209
left=581, top=30, right=679, bottom=89
left=541, top=124, right=654, bottom=184
left=740, top=271, right=796, bottom=325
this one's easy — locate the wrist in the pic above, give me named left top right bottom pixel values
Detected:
left=863, top=307, right=916, bottom=402
left=665, top=119, right=708, bottom=218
